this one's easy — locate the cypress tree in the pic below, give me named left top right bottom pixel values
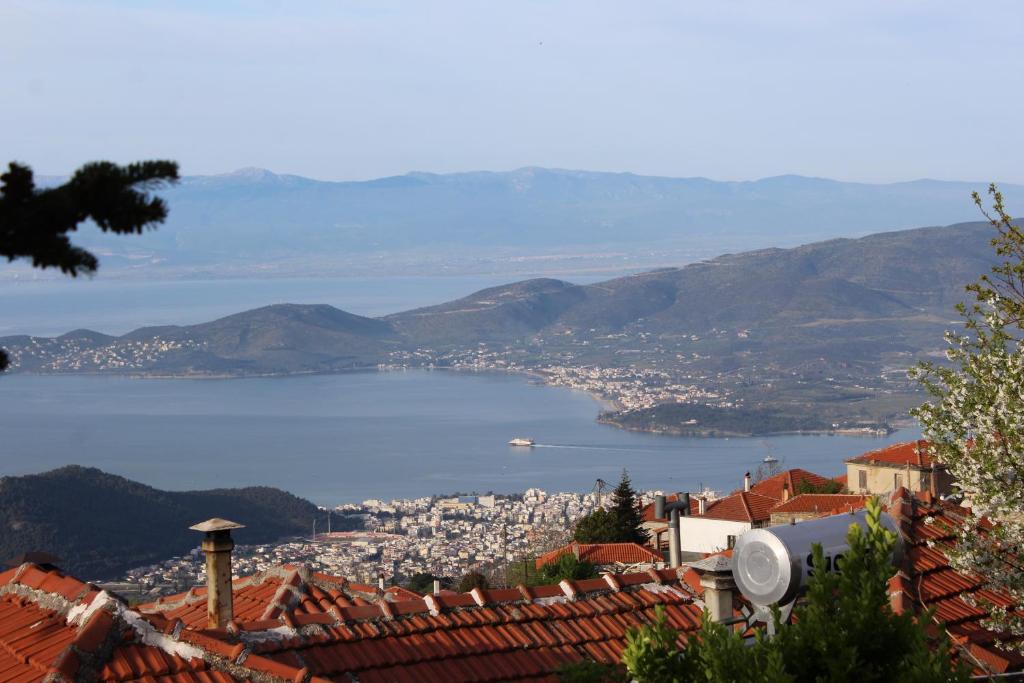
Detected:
left=610, top=469, right=649, bottom=544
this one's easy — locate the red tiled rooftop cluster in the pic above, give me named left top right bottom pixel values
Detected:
left=888, top=488, right=1024, bottom=677
left=746, top=468, right=833, bottom=500
left=771, top=494, right=868, bottom=515
left=534, top=542, right=663, bottom=569
left=847, top=439, right=936, bottom=468
left=700, top=491, right=779, bottom=523
left=223, top=570, right=706, bottom=682
left=642, top=468, right=843, bottom=525
left=139, top=565, right=418, bottom=630
left=0, top=558, right=711, bottom=682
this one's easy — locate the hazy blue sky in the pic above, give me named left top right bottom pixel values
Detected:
left=3, top=1, right=1022, bottom=183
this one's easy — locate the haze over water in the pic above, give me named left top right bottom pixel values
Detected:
left=0, top=371, right=918, bottom=505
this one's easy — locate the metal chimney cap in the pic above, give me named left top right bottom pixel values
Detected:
left=190, top=518, right=245, bottom=533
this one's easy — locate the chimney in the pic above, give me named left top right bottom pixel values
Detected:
left=654, top=495, right=665, bottom=520
left=698, top=497, right=707, bottom=516
left=378, top=572, right=385, bottom=591
left=433, top=579, right=441, bottom=595
left=929, top=464, right=938, bottom=497
left=691, top=555, right=736, bottom=623
left=782, top=482, right=790, bottom=502
left=680, top=492, right=691, bottom=516
left=190, top=518, right=244, bottom=629
left=668, top=508, right=681, bottom=568
left=572, top=541, right=581, bottom=560
left=744, top=472, right=751, bottom=492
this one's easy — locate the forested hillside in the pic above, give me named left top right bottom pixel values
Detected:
left=0, top=466, right=321, bottom=579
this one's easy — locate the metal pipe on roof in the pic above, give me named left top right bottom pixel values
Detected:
left=668, top=508, right=681, bottom=568
left=654, top=495, right=665, bottom=520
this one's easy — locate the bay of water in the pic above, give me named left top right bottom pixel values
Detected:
left=0, top=372, right=919, bottom=505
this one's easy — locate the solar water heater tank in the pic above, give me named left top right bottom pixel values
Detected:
left=731, top=509, right=902, bottom=606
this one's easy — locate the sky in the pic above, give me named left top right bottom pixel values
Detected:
left=3, top=0, right=1023, bottom=183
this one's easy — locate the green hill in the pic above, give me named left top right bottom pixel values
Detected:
left=0, top=466, right=320, bottom=579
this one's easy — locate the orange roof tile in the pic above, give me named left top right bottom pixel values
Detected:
left=771, top=494, right=868, bottom=515
left=847, top=440, right=938, bottom=468
left=535, top=542, right=663, bottom=569
left=888, top=488, right=1024, bottom=676
left=228, top=568, right=706, bottom=681
left=701, top=491, right=778, bottom=523
left=745, top=468, right=833, bottom=501
left=139, top=565, right=413, bottom=629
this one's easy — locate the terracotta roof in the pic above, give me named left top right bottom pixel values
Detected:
left=847, top=440, right=937, bottom=468
left=535, top=542, right=663, bottom=569
left=139, top=565, right=418, bottom=629
left=888, top=488, right=1024, bottom=676
left=744, top=468, right=833, bottom=501
left=0, top=562, right=290, bottom=682
left=0, top=560, right=713, bottom=683
left=701, top=491, right=778, bottom=523
left=221, top=568, right=707, bottom=682
left=771, top=494, right=868, bottom=515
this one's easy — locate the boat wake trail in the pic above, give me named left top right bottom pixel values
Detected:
left=533, top=443, right=668, bottom=453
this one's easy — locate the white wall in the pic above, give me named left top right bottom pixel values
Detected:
left=678, top=517, right=752, bottom=554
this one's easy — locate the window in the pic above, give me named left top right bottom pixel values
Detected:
left=727, top=535, right=737, bottom=549
left=858, top=469, right=867, bottom=491
left=894, top=473, right=903, bottom=490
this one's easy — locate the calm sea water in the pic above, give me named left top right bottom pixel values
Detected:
left=0, top=372, right=919, bottom=505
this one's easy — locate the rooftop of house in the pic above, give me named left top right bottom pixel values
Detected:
left=743, top=468, right=835, bottom=500
left=700, top=491, right=779, bottom=524
left=138, top=565, right=420, bottom=629
left=643, top=486, right=798, bottom=526
left=846, top=439, right=937, bottom=469
left=4, top=486, right=1023, bottom=680
left=889, top=487, right=1024, bottom=676
left=0, top=560, right=713, bottom=683
left=534, top=542, right=663, bottom=570
left=771, top=494, right=868, bottom=516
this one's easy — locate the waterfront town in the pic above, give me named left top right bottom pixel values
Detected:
left=383, top=343, right=734, bottom=412
left=109, top=487, right=610, bottom=599
left=105, top=440, right=946, bottom=603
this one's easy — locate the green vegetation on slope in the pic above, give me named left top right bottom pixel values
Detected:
left=599, top=403, right=835, bottom=437
left=0, top=466, right=322, bottom=579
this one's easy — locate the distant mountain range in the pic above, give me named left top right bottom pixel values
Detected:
left=0, top=219, right=999, bottom=433
left=0, top=466, right=321, bottom=579
left=44, top=167, right=1022, bottom=276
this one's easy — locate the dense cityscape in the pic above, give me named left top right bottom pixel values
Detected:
left=110, top=488, right=624, bottom=598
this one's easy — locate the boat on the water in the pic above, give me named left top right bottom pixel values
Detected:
left=509, top=438, right=535, bottom=447
left=762, top=455, right=779, bottom=464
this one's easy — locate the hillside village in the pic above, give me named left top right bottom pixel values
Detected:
left=109, top=441, right=950, bottom=604
left=2, top=439, right=1022, bottom=681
